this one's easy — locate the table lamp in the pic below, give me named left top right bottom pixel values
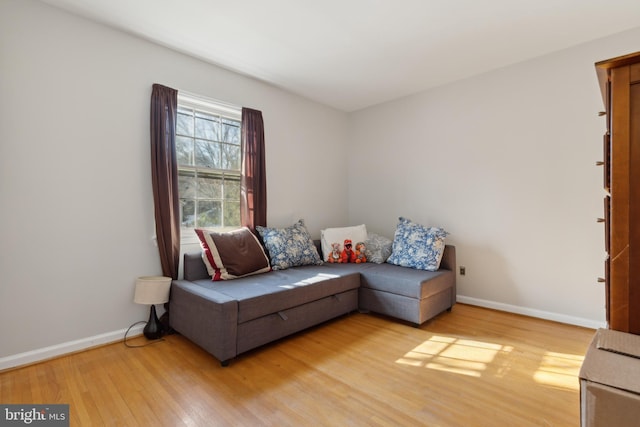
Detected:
left=134, top=276, right=172, bottom=340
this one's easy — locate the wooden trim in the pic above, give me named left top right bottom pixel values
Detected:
left=596, top=51, right=640, bottom=70
left=631, top=63, right=640, bottom=84
left=595, top=52, right=640, bottom=107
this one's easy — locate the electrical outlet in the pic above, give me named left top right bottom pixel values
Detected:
left=460, top=266, right=466, bottom=276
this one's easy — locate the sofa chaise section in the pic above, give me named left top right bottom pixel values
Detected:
left=358, top=245, right=456, bottom=325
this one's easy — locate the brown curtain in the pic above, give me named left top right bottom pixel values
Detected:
left=150, top=84, right=180, bottom=279
left=241, top=108, right=267, bottom=232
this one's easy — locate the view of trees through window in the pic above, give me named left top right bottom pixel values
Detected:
left=176, top=100, right=241, bottom=232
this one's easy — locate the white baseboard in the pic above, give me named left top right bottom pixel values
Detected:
left=1, top=298, right=605, bottom=371
left=0, top=324, right=146, bottom=371
left=457, top=295, right=606, bottom=330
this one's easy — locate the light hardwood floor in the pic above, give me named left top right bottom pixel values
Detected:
left=0, top=304, right=595, bottom=426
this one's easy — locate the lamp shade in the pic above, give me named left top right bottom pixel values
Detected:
left=134, top=276, right=171, bottom=305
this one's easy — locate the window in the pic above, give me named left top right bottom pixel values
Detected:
left=176, top=93, right=242, bottom=237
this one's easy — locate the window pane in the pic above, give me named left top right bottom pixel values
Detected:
left=197, top=176, right=222, bottom=199
left=225, top=179, right=240, bottom=200
left=222, top=118, right=240, bottom=144
left=180, top=199, right=195, bottom=228
left=177, top=96, right=241, bottom=234
left=195, top=112, right=219, bottom=140
left=178, top=170, right=197, bottom=198
left=198, top=200, right=221, bottom=228
left=195, top=140, right=220, bottom=169
left=176, top=110, right=194, bottom=136
left=222, top=144, right=241, bottom=170
left=224, top=201, right=241, bottom=227
left=176, top=136, right=193, bottom=166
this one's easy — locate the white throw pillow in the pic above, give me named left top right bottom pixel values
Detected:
left=320, top=224, right=368, bottom=261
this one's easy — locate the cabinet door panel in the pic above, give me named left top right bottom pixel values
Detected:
left=604, top=133, right=610, bottom=192
left=628, top=82, right=640, bottom=332
left=609, top=246, right=630, bottom=332
left=605, top=196, right=610, bottom=251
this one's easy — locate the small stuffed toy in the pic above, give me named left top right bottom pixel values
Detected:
left=355, top=242, right=367, bottom=263
left=340, top=239, right=357, bottom=263
left=327, top=242, right=342, bottom=263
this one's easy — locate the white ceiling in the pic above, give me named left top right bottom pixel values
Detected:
left=39, top=0, right=640, bottom=111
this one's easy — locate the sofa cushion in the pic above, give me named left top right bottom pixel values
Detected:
left=197, top=264, right=361, bottom=323
left=320, top=224, right=368, bottom=262
left=257, top=219, right=323, bottom=270
left=359, top=263, right=454, bottom=300
left=195, top=227, right=271, bottom=281
left=387, top=217, right=448, bottom=271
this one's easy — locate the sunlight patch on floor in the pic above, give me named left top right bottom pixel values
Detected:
left=396, top=335, right=513, bottom=377
left=533, top=351, right=584, bottom=391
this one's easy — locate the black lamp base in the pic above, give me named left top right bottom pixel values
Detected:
left=143, top=305, right=164, bottom=340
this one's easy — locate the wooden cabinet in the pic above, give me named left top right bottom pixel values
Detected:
left=596, top=52, right=640, bottom=333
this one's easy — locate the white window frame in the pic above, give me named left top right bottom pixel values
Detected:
left=176, top=92, right=242, bottom=245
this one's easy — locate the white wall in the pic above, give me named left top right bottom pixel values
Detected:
left=3, top=0, right=639, bottom=368
left=0, top=0, right=349, bottom=364
left=348, top=27, right=640, bottom=328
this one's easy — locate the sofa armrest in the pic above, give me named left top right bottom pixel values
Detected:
left=183, top=252, right=210, bottom=281
left=440, top=245, right=456, bottom=272
left=169, top=280, right=238, bottom=364
left=439, top=245, right=457, bottom=308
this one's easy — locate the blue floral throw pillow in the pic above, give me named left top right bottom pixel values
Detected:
left=256, top=219, right=323, bottom=270
left=386, top=217, right=448, bottom=271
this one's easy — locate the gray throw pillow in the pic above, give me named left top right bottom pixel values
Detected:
left=364, top=233, right=393, bottom=264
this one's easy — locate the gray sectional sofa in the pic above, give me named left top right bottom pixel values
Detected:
left=169, top=242, right=456, bottom=366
